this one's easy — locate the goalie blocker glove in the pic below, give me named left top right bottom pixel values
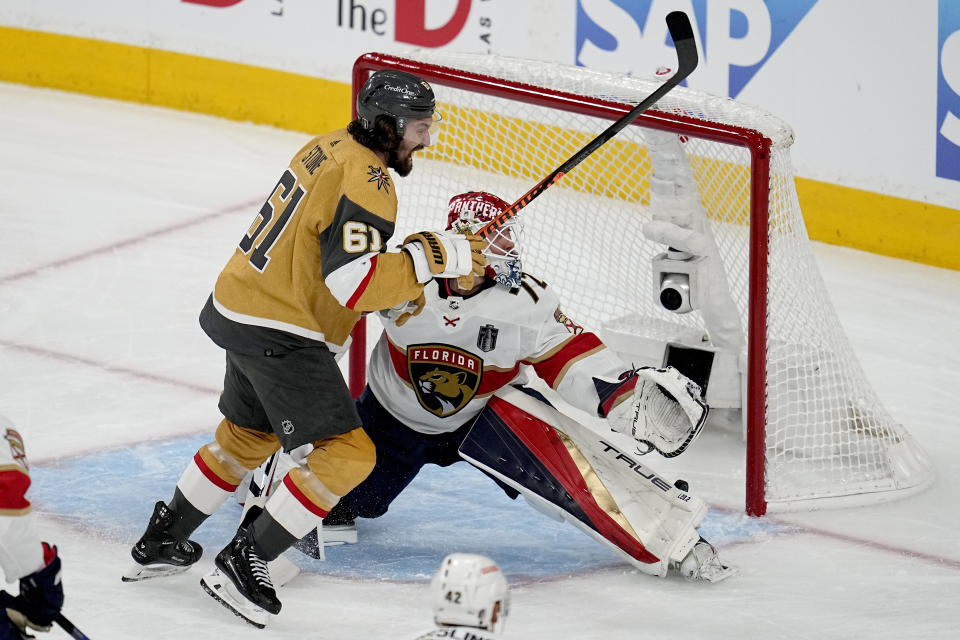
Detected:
left=606, top=366, right=708, bottom=458
left=402, top=230, right=486, bottom=283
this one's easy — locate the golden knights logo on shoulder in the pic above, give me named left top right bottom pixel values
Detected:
left=367, top=165, right=391, bottom=193
left=407, top=344, right=482, bottom=417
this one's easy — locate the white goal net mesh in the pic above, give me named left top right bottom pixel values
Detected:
left=360, top=51, right=933, bottom=512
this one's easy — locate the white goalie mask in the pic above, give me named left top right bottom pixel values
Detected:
left=447, top=191, right=523, bottom=288
left=431, top=553, right=509, bottom=633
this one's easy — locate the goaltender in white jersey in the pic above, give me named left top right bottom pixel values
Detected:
left=246, top=191, right=734, bottom=582
left=369, top=264, right=621, bottom=434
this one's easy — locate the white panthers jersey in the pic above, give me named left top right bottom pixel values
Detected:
left=410, top=626, right=501, bottom=640
left=0, top=414, right=44, bottom=580
left=367, top=274, right=631, bottom=435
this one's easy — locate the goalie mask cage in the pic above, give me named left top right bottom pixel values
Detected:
left=349, top=52, right=933, bottom=516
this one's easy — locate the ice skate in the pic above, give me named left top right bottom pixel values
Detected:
left=123, top=501, right=202, bottom=582
left=320, top=508, right=357, bottom=546
left=201, top=566, right=270, bottom=629
left=201, top=525, right=281, bottom=628
left=676, top=537, right=737, bottom=583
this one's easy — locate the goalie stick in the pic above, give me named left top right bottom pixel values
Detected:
left=478, top=10, right=699, bottom=239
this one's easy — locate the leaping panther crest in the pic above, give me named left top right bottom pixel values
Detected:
left=406, top=344, right=482, bottom=417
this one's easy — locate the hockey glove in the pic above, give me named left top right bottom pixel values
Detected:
left=607, top=367, right=708, bottom=457
left=402, top=230, right=486, bottom=283
left=383, top=292, right=426, bottom=327
left=4, top=543, right=63, bottom=633
left=0, top=593, right=32, bottom=640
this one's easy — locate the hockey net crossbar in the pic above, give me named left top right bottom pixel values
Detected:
left=349, top=51, right=933, bottom=516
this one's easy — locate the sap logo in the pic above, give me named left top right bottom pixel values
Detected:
left=575, top=0, right=816, bottom=98
left=938, top=3, right=960, bottom=181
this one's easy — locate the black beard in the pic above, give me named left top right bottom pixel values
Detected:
left=388, top=145, right=423, bottom=177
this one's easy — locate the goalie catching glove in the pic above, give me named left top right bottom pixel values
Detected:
left=403, top=230, right=486, bottom=284
left=606, top=366, right=708, bottom=457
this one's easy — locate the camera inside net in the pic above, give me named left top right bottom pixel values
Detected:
left=652, top=250, right=707, bottom=314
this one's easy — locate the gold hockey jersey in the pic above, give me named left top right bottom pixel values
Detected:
left=204, top=129, right=424, bottom=352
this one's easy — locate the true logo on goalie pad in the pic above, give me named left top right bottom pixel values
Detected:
left=407, top=343, right=482, bottom=417
left=598, top=439, right=676, bottom=494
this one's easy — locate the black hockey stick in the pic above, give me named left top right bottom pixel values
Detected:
left=478, top=10, right=698, bottom=239
left=56, top=613, right=91, bottom=640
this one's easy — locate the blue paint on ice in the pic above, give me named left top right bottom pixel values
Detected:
left=29, top=434, right=779, bottom=582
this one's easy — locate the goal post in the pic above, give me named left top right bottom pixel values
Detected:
left=348, top=51, right=933, bottom=516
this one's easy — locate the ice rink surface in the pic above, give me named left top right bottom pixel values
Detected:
left=1, top=81, right=959, bottom=639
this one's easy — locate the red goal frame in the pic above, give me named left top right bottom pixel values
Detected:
left=348, top=52, right=774, bottom=516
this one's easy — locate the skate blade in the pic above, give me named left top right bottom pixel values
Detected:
left=121, top=561, right=191, bottom=582
left=322, top=539, right=352, bottom=547
left=200, top=568, right=270, bottom=629
left=698, top=563, right=738, bottom=583
left=321, top=526, right=357, bottom=546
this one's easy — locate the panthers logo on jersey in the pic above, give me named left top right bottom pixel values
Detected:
left=407, top=344, right=482, bottom=417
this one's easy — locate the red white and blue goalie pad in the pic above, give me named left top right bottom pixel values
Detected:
left=459, top=387, right=660, bottom=567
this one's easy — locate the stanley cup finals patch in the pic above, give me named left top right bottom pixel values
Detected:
left=407, top=344, right=482, bottom=417
left=477, top=324, right=499, bottom=352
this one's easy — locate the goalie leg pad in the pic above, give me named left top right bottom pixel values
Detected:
left=461, top=389, right=662, bottom=569
left=462, top=386, right=708, bottom=576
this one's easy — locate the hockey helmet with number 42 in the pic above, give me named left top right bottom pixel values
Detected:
left=447, top=191, right=524, bottom=288
left=431, top=553, right=509, bottom=633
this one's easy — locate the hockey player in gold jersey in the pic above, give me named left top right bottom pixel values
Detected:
left=124, top=69, right=486, bottom=629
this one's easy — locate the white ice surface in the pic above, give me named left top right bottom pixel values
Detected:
left=1, top=82, right=959, bottom=639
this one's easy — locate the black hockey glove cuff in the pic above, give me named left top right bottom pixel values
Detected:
left=12, top=543, right=64, bottom=630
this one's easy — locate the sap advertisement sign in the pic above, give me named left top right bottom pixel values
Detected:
left=574, top=0, right=816, bottom=99
left=569, top=0, right=960, bottom=200
left=938, top=3, right=960, bottom=182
